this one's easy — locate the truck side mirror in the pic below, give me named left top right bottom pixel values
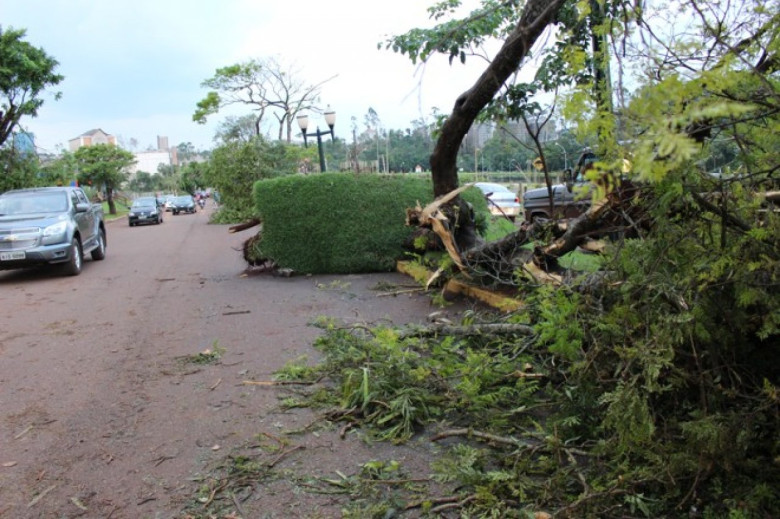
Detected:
left=563, top=168, right=574, bottom=192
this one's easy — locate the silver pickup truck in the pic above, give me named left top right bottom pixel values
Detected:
left=0, top=186, right=107, bottom=275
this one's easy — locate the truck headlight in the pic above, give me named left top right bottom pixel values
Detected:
left=42, top=221, right=68, bottom=245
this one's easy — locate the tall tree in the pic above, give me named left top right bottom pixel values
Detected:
left=263, top=57, right=335, bottom=142
left=193, top=57, right=332, bottom=142
left=74, top=144, right=135, bottom=214
left=0, top=26, right=63, bottom=148
left=176, top=142, right=197, bottom=164
left=214, top=114, right=259, bottom=144
left=388, top=0, right=568, bottom=247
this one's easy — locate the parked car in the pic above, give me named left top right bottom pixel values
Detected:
left=162, top=194, right=176, bottom=212
left=522, top=149, right=596, bottom=222
left=0, top=186, right=106, bottom=276
left=128, top=197, right=164, bottom=226
left=474, top=182, right=522, bottom=221
left=171, top=195, right=196, bottom=215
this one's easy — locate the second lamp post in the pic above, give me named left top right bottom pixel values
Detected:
left=297, top=108, right=336, bottom=172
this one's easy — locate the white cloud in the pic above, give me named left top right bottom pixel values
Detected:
left=4, top=0, right=491, bottom=152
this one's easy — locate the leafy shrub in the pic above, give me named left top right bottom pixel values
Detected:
left=205, top=137, right=298, bottom=219
left=251, top=173, right=489, bottom=274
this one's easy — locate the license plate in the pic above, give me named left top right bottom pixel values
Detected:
left=0, top=251, right=25, bottom=261
left=138, top=215, right=147, bottom=219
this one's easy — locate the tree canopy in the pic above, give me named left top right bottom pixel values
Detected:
left=0, top=26, right=63, bottom=148
left=204, top=136, right=301, bottom=222
left=193, top=57, right=332, bottom=142
left=74, top=143, right=135, bottom=214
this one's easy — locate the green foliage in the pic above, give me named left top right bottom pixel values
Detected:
left=177, top=161, right=207, bottom=194
left=38, top=151, right=78, bottom=187
left=481, top=214, right=516, bottom=241
left=0, top=26, right=64, bottom=147
left=0, top=147, right=40, bottom=191
left=125, top=170, right=159, bottom=193
left=252, top=173, right=490, bottom=274
left=193, top=60, right=264, bottom=126
left=299, top=316, right=543, bottom=446
left=180, top=340, right=226, bottom=365
left=73, top=144, right=135, bottom=209
left=383, top=1, right=521, bottom=65
left=531, top=286, right=583, bottom=360
left=205, top=136, right=298, bottom=221
left=181, top=2, right=780, bottom=517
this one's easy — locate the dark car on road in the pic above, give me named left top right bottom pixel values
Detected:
left=171, top=195, right=197, bottom=215
left=128, top=197, right=164, bottom=226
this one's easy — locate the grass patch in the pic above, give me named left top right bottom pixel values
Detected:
left=559, top=249, right=603, bottom=272
left=102, top=200, right=129, bottom=220
left=483, top=216, right=517, bottom=241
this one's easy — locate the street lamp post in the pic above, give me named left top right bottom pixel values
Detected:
left=297, top=108, right=336, bottom=172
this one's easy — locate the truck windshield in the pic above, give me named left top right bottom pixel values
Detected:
left=0, top=192, right=69, bottom=215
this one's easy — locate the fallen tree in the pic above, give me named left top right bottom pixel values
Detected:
left=411, top=176, right=649, bottom=286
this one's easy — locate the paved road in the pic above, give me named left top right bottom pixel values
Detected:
left=0, top=205, right=466, bottom=518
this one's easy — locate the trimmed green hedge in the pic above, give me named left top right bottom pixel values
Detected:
left=252, top=173, right=488, bottom=274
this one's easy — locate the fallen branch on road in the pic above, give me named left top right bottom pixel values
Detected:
left=228, top=219, right=261, bottom=233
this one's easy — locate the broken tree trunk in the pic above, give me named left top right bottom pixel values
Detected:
left=427, top=0, right=569, bottom=250
left=450, top=181, right=646, bottom=285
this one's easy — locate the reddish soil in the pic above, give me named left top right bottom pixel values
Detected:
left=0, top=206, right=475, bottom=518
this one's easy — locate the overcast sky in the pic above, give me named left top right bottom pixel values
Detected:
left=3, top=0, right=492, bottom=153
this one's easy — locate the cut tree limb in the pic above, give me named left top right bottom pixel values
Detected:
left=229, top=219, right=261, bottom=233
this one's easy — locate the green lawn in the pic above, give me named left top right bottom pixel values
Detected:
left=102, top=201, right=129, bottom=220
left=484, top=216, right=604, bottom=273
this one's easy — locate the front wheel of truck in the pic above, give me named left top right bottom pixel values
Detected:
left=61, top=237, right=83, bottom=276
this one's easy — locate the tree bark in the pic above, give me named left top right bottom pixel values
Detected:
left=430, top=0, right=568, bottom=197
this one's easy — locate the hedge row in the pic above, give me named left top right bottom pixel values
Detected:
left=252, top=173, right=487, bottom=274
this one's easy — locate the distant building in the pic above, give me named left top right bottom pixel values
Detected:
left=132, top=150, right=175, bottom=175
left=68, top=129, right=117, bottom=151
left=12, top=132, right=36, bottom=155
left=466, top=122, right=495, bottom=149
left=500, top=117, right=558, bottom=144
left=128, top=136, right=177, bottom=176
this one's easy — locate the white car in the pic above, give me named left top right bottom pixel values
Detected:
left=162, top=194, right=176, bottom=212
left=474, top=182, right=521, bottom=221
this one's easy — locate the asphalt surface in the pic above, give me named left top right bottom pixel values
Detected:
left=0, top=203, right=469, bottom=518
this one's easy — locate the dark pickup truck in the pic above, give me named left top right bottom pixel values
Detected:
left=522, top=149, right=597, bottom=223
left=0, top=186, right=106, bottom=275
